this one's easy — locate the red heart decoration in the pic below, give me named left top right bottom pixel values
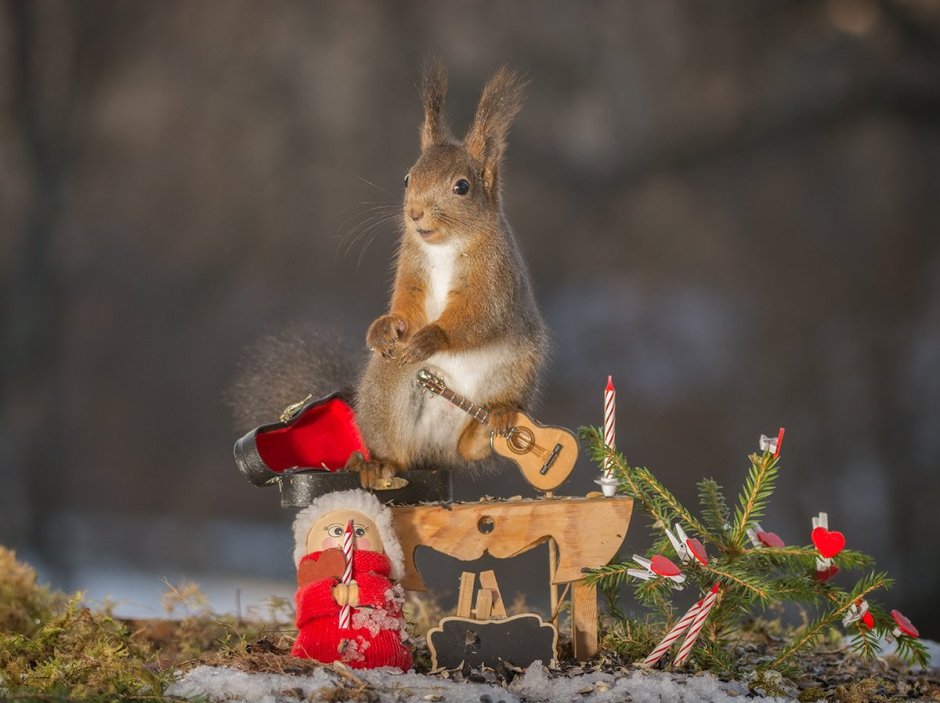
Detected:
left=757, top=530, right=785, bottom=548
left=650, top=554, right=682, bottom=577
left=812, top=526, right=846, bottom=559
left=686, top=538, right=709, bottom=565
left=860, top=611, right=874, bottom=630
left=297, top=547, right=346, bottom=587
left=814, top=564, right=839, bottom=582
left=891, top=609, right=919, bottom=638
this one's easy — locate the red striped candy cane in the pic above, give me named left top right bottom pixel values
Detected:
left=637, top=598, right=703, bottom=668
left=338, top=519, right=355, bottom=630
left=673, top=584, right=721, bottom=666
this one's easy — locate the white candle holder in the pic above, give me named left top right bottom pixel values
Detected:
left=596, top=475, right=619, bottom=497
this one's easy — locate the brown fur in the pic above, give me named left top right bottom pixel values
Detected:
left=354, top=64, right=546, bottom=476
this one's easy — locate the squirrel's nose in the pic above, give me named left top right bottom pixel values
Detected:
left=408, top=206, right=424, bottom=222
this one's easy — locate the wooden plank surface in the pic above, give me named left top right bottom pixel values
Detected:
left=391, top=496, right=633, bottom=590
left=571, top=580, right=599, bottom=660
left=478, top=570, right=507, bottom=619
left=456, top=572, right=475, bottom=618
left=475, top=588, right=493, bottom=620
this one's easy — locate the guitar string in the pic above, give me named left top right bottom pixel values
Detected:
left=430, top=382, right=557, bottom=458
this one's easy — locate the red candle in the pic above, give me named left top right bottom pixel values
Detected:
left=604, top=376, right=616, bottom=477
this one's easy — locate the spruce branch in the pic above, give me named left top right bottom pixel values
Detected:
left=860, top=602, right=930, bottom=669
left=632, top=466, right=720, bottom=544
left=736, top=546, right=874, bottom=571
left=731, top=452, right=780, bottom=548
left=582, top=426, right=722, bottom=545
left=583, top=561, right=635, bottom=590
left=634, top=575, right=677, bottom=614
left=893, top=633, right=930, bottom=670
left=580, top=427, right=653, bottom=507
left=848, top=621, right=881, bottom=661
left=701, top=562, right=773, bottom=603
left=769, top=571, right=892, bottom=667
left=599, top=580, right=630, bottom=624
left=698, top=478, right=731, bottom=540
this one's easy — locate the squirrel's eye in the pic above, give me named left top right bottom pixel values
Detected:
left=453, top=178, right=470, bottom=196
left=403, top=173, right=410, bottom=187
left=327, top=525, right=343, bottom=538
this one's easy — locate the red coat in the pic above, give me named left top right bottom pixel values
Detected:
left=291, top=549, right=412, bottom=671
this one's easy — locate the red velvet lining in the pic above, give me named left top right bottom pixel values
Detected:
left=255, top=397, right=369, bottom=472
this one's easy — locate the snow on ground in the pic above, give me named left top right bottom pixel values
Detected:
left=166, top=639, right=940, bottom=702
left=166, top=661, right=798, bottom=703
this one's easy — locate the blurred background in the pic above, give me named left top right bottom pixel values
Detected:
left=1, top=0, right=938, bottom=634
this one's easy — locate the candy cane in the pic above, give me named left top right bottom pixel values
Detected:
left=338, top=519, right=354, bottom=630
left=673, top=585, right=720, bottom=667
left=637, top=598, right=703, bottom=668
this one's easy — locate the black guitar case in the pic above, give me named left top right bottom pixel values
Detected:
left=233, top=393, right=451, bottom=507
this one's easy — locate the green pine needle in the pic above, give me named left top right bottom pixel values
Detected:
left=698, top=478, right=732, bottom=542
left=731, top=452, right=780, bottom=548
left=770, top=571, right=892, bottom=667
left=632, top=466, right=720, bottom=544
left=735, top=545, right=874, bottom=571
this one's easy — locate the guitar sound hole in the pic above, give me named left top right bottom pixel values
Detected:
left=506, top=427, right=535, bottom=455
left=477, top=516, right=495, bottom=534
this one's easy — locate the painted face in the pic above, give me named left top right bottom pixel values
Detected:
left=306, top=510, right=382, bottom=555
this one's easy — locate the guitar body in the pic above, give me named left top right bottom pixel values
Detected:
left=490, top=412, right=579, bottom=492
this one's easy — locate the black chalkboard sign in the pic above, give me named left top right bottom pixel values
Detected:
left=427, top=613, right=557, bottom=670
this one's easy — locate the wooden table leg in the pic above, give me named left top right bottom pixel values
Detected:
left=571, top=579, right=598, bottom=660
left=548, top=538, right=559, bottom=622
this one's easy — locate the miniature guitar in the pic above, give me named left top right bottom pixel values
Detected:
left=416, top=368, right=578, bottom=493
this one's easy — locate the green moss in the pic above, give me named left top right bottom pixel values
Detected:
left=0, top=546, right=170, bottom=700
left=0, top=545, right=65, bottom=637
left=0, top=594, right=166, bottom=700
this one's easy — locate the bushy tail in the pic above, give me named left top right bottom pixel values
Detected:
left=227, top=325, right=364, bottom=433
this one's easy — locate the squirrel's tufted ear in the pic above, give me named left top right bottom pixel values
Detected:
left=464, top=66, right=526, bottom=193
left=419, top=58, right=452, bottom=150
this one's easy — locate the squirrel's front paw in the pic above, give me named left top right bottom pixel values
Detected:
left=486, top=403, right=519, bottom=436
left=399, top=324, right=448, bottom=365
left=366, top=314, right=408, bottom=359
left=346, top=453, right=404, bottom=490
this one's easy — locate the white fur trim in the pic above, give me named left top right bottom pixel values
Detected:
left=292, top=489, right=405, bottom=582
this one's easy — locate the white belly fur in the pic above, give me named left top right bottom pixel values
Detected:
left=408, top=343, right=516, bottom=459
left=419, top=239, right=514, bottom=404
left=422, top=240, right=457, bottom=323
left=428, top=344, right=516, bottom=403
left=409, top=241, right=515, bottom=457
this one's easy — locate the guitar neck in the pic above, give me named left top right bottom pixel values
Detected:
left=435, top=386, right=490, bottom=424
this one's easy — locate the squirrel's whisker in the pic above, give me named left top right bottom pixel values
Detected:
left=344, top=169, right=387, bottom=192
left=356, top=229, right=384, bottom=272
left=340, top=214, right=399, bottom=261
left=335, top=204, right=398, bottom=239
left=337, top=209, right=399, bottom=258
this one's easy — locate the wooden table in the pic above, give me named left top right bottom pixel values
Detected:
left=391, top=495, right=633, bottom=659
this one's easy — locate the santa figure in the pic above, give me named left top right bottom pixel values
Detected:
left=290, top=489, right=412, bottom=670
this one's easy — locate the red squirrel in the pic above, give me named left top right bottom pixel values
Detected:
left=351, top=63, right=547, bottom=483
